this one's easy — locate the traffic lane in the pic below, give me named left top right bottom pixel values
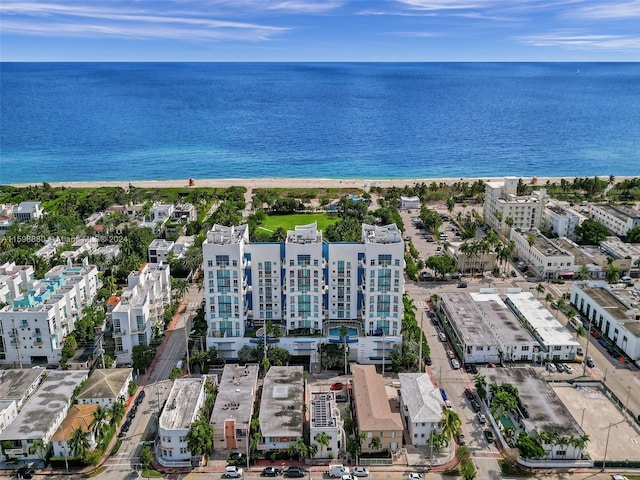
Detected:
left=149, top=326, right=188, bottom=383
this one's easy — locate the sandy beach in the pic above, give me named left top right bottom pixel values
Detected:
left=11, top=176, right=631, bottom=191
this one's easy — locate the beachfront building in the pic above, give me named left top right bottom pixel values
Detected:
left=0, top=262, right=35, bottom=304
left=13, top=201, right=43, bottom=222
left=0, top=259, right=99, bottom=366
left=510, top=229, right=575, bottom=280
left=0, top=370, right=88, bottom=468
left=0, top=205, right=13, bottom=236
left=309, top=390, right=345, bottom=458
left=157, top=377, right=206, bottom=468
left=398, top=373, right=443, bottom=446
left=210, top=364, right=259, bottom=452
left=436, top=291, right=538, bottom=364
left=351, top=364, right=403, bottom=454
left=589, top=204, right=640, bottom=237
left=76, top=368, right=133, bottom=407
left=173, top=203, right=197, bottom=223
left=148, top=239, right=175, bottom=264
left=504, top=292, right=580, bottom=362
left=482, top=367, right=589, bottom=462
left=111, top=263, right=171, bottom=365
left=258, top=366, right=304, bottom=452
left=50, top=404, right=98, bottom=459
left=543, top=201, right=584, bottom=241
left=140, top=203, right=175, bottom=230
left=400, top=196, right=421, bottom=210
left=202, top=222, right=404, bottom=363
left=483, top=177, right=547, bottom=234
left=571, top=282, right=640, bottom=362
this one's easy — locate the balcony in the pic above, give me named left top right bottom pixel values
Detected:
left=113, top=329, right=127, bottom=337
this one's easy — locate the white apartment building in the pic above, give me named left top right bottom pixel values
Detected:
left=543, top=202, right=584, bottom=240
left=309, top=390, right=345, bottom=458
left=173, top=203, right=197, bottom=223
left=484, top=177, right=547, bottom=233
left=0, top=260, right=99, bottom=366
left=599, top=237, right=640, bottom=278
left=590, top=204, right=640, bottom=237
left=61, top=237, right=99, bottom=261
left=510, top=229, right=575, bottom=280
left=51, top=404, right=98, bottom=458
left=504, top=292, right=580, bottom=361
left=148, top=239, right=175, bottom=264
left=571, top=282, right=640, bottom=362
left=34, top=237, right=64, bottom=260
left=0, top=262, right=35, bottom=304
left=398, top=373, right=443, bottom=446
left=141, top=203, right=175, bottom=230
left=157, top=377, right=206, bottom=467
left=13, top=202, right=43, bottom=222
left=202, top=222, right=404, bottom=362
left=111, top=263, right=171, bottom=364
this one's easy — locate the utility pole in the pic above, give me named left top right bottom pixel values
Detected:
left=602, top=422, right=612, bottom=471
left=581, top=317, right=592, bottom=377
left=418, top=310, right=424, bottom=372
left=11, top=318, right=22, bottom=369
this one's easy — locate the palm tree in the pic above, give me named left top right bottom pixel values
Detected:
left=91, top=405, right=109, bottom=442
left=109, top=396, right=126, bottom=424
left=535, top=283, right=545, bottom=298
left=473, top=374, right=487, bottom=400
left=69, top=427, right=90, bottom=460
left=28, top=439, right=47, bottom=462
left=368, top=436, right=382, bottom=452
left=545, top=293, right=553, bottom=306
left=171, top=277, right=189, bottom=301
left=103, top=275, right=117, bottom=295
left=574, top=265, right=591, bottom=280
left=181, top=244, right=203, bottom=277
left=314, top=432, right=331, bottom=457
left=439, top=409, right=462, bottom=447
left=526, top=234, right=536, bottom=263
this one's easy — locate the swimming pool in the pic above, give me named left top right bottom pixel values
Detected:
left=328, top=327, right=358, bottom=337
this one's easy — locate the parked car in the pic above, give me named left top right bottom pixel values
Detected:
left=352, top=467, right=370, bottom=477
left=439, top=388, right=448, bottom=401
left=261, top=467, right=282, bottom=477
left=457, top=282, right=468, bottom=288
left=284, top=466, right=306, bottom=478
left=457, top=433, right=466, bottom=446
left=451, top=358, right=460, bottom=369
left=438, top=332, right=447, bottom=342
left=330, top=382, right=344, bottom=391
left=510, top=270, right=517, bottom=277
left=554, top=362, right=565, bottom=373
left=469, top=364, right=478, bottom=374
left=444, top=400, right=452, bottom=409
left=16, top=464, right=35, bottom=479
left=591, top=330, right=600, bottom=339
left=135, top=390, right=145, bottom=405
left=576, top=346, right=584, bottom=356
left=484, top=429, right=495, bottom=443
left=224, top=466, right=243, bottom=478
left=477, top=413, right=487, bottom=424
left=229, top=452, right=245, bottom=461
left=471, top=400, right=480, bottom=412
left=546, top=363, right=557, bottom=373
left=464, top=388, right=474, bottom=400
left=563, top=364, right=573, bottom=374
left=586, top=356, right=595, bottom=368
left=447, top=349, right=456, bottom=359
left=408, top=474, right=424, bottom=480
left=335, top=394, right=348, bottom=403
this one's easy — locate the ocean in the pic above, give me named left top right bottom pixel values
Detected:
left=1, top=62, right=639, bottom=184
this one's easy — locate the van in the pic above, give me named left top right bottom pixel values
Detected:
left=328, top=464, right=349, bottom=478
left=439, top=234, right=448, bottom=241
left=568, top=317, right=581, bottom=330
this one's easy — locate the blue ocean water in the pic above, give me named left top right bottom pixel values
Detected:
left=1, top=62, right=639, bottom=183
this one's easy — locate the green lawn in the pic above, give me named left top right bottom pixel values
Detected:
left=259, top=213, right=339, bottom=232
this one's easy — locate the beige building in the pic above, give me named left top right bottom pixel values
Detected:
left=484, top=177, right=547, bottom=233
left=351, top=364, right=403, bottom=454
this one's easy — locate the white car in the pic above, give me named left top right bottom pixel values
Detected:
left=438, top=332, right=447, bottom=342
left=352, top=467, right=369, bottom=477
left=563, top=364, right=573, bottom=374
left=408, top=474, right=424, bottom=480
left=546, top=363, right=557, bottom=373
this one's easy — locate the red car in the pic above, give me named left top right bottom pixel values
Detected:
left=464, top=388, right=474, bottom=400
left=591, top=330, right=600, bottom=339
left=330, top=382, right=344, bottom=391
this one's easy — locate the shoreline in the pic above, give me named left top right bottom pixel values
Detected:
left=7, top=176, right=634, bottom=190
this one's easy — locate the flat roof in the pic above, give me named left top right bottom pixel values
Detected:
left=160, top=378, right=204, bottom=431
left=351, top=364, right=403, bottom=432
left=259, top=366, right=304, bottom=438
left=210, top=364, right=259, bottom=427
left=554, top=238, right=603, bottom=267
left=471, top=292, right=537, bottom=346
left=398, top=373, right=443, bottom=424
left=505, top=292, right=579, bottom=347
left=310, top=391, right=341, bottom=429
left=578, top=284, right=640, bottom=336
left=0, top=370, right=88, bottom=441
left=77, top=368, right=132, bottom=400
left=0, top=369, right=45, bottom=401
left=440, top=292, right=499, bottom=347
left=480, top=367, right=583, bottom=437
left=593, top=204, right=640, bottom=221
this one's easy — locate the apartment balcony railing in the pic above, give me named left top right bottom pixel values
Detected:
left=113, top=329, right=127, bottom=336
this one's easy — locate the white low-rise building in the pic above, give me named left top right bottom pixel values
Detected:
left=510, top=229, right=575, bottom=280
left=51, top=404, right=98, bottom=458
left=590, top=204, right=640, bottom=237
left=76, top=368, right=133, bottom=407
left=61, top=237, right=99, bottom=261
left=571, top=282, right=640, bottom=362
left=34, top=237, right=64, bottom=260
left=259, top=366, right=304, bottom=452
left=13, top=202, right=43, bottom=222
left=111, top=263, right=171, bottom=364
left=157, top=377, right=206, bottom=467
left=309, top=390, right=345, bottom=458
left=484, top=177, right=547, bottom=233
left=0, top=262, right=35, bottom=304
left=0, top=260, right=99, bottom=366
left=504, top=292, right=580, bottom=361
left=400, top=196, right=421, bottom=210
left=148, top=239, right=175, bottom=264
left=398, top=373, right=443, bottom=446
left=599, top=237, right=640, bottom=278
left=543, top=202, right=584, bottom=240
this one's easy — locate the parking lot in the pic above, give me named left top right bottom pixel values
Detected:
left=552, top=383, right=640, bottom=461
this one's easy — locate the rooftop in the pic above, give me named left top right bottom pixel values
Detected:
left=505, top=292, right=579, bottom=347
left=518, top=230, right=571, bottom=258
left=160, top=378, right=205, bottom=431
left=259, top=366, right=304, bottom=439
left=471, top=291, right=538, bottom=346
left=398, top=373, right=443, bottom=424
left=439, top=292, right=499, bottom=347
left=351, top=364, right=403, bottom=432
left=362, top=223, right=402, bottom=244
left=206, top=224, right=248, bottom=245
left=592, top=204, right=640, bottom=221
left=480, top=367, right=583, bottom=437
left=51, top=404, right=98, bottom=441
left=553, top=238, right=602, bottom=268
left=0, top=369, right=45, bottom=401
left=76, top=368, right=133, bottom=400
left=286, top=223, right=322, bottom=244
left=0, top=370, right=89, bottom=441
left=577, top=283, right=640, bottom=336
left=310, top=391, right=341, bottom=429
left=210, top=364, right=259, bottom=427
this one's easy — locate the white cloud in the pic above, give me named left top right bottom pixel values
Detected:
left=517, top=31, right=640, bottom=49
left=569, top=1, right=640, bottom=19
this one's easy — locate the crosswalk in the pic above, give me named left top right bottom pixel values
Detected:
left=415, top=300, right=427, bottom=307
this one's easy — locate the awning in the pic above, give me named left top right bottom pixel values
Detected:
left=558, top=271, right=574, bottom=277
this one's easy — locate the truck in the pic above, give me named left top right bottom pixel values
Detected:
left=327, top=464, right=349, bottom=477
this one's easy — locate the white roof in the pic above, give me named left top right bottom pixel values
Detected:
left=399, top=373, right=443, bottom=424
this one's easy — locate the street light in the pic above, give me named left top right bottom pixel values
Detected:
left=581, top=318, right=593, bottom=377
left=602, top=422, right=612, bottom=471
left=624, top=385, right=632, bottom=421
left=580, top=408, right=586, bottom=429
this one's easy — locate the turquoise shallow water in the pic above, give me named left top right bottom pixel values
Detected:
left=1, top=62, right=639, bottom=183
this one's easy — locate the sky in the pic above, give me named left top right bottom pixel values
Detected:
left=1, top=0, right=639, bottom=62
